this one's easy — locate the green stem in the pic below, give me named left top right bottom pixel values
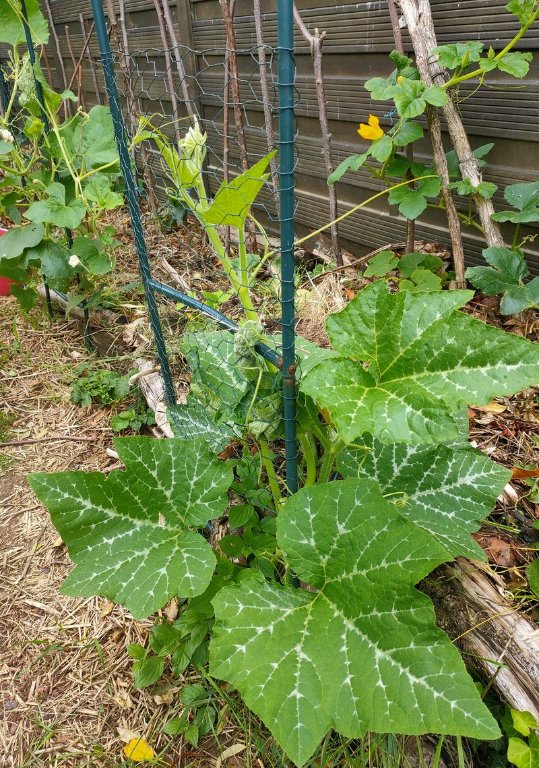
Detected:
left=258, top=438, right=282, bottom=512
left=318, top=439, right=345, bottom=484
left=237, top=224, right=249, bottom=296
left=444, top=8, right=539, bottom=89
left=512, top=223, right=521, bottom=250
left=427, top=203, right=485, bottom=234
left=298, top=431, right=318, bottom=486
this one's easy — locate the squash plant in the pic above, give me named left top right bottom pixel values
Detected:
left=29, top=279, right=539, bottom=766
left=0, top=2, right=121, bottom=311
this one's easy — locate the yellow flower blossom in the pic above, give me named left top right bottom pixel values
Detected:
left=397, top=75, right=405, bottom=83
left=357, top=114, right=384, bottom=141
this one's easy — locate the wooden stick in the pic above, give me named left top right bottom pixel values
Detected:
left=219, top=0, right=258, bottom=254
left=66, top=21, right=96, bottom=92
left=424, top=559, right=539, bottom=721
left=159, top=0, right=196, bottom=118
left=220, top=0, right=248, bottom=170
left=65, top=24, right=85, bottom=110
left=152, top=0, right=182, bottom=145
left=253, top=0, right=278, bottom=194
left=387, top=0, right=415, bottom=256
left=43, top=0, right=70, bottom=118
left=79, top=14, right=101, bottom=105
left=294, top=5, right=341, bottom=265
left=398, top=0, right=504, bottom=257
left=42, top=46, right=54, bottom=87
left=1, top=436, right=96, bottom=448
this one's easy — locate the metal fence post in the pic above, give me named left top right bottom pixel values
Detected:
left=91, top=0, right=177, bottom=405
left=278, top=0, right=298, bottom=494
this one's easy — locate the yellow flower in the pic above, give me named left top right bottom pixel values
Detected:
left=397, top=75, right=405, bottom=83
left=357, top=114, right=384, bottom=141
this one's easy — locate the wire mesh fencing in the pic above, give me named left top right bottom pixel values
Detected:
left=89, top=0, right=299, bottom=491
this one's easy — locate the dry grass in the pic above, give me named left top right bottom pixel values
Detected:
left=0, top=302, right=258, bottom=768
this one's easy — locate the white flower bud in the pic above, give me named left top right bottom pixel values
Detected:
left=68, top=254, right=81, bottom=268
left=0, top=129, right=14, bottom=144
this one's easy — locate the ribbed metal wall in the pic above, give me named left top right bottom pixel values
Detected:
left=4, top=0, right=539, bottom=270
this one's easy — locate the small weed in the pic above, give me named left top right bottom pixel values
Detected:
left=70, top=363, right=155, bottom=434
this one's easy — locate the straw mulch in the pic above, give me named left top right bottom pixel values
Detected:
left=0, top=301, right=246, bottom=768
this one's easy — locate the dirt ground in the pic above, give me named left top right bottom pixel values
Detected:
left=0, top=302, right=253, bottom=768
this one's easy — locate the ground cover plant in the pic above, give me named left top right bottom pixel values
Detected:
left=29, top=272, right=539, bottom=765
left=0, top=2, right=121, bottom=313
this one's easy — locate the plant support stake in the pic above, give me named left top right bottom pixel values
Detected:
left=91, top=0, right=177, bottom=406
left=278, top=0, right=298, bottom=494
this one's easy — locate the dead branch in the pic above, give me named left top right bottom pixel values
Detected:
left=253, top=0, right=279, bottom=193
left=387, top=0, right=415, bottom=255
left=398, top=0, right=504, bottom=254
left=424, top=559, right=539, bottom=721
left=159, top=0, right=197, bottom=118
left=43, top=0, right=70, bottom=118
left=153, top=0, right=182, bottom=146
left=64, top=25, right=85, bottom=110
left=79, top=15, right=101, bottom=105
left=293, top=5, right=342, bottom=265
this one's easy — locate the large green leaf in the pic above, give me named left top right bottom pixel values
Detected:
left=29, top=437, right=233, bottom=618
left=493, top=181, right=539, bottom=224
left=24, top=182, right=86, bottom=229
left=338, top=437, right=510, bottom=558
left=0, top=0, right=49, bottom=45
left=497, top=51, right=533, bottom=78
left=71, top=235, right=113, bottom=275
left=0, top=222, right=45, bottom=280
left=168, top=398, right=238, bottom=452
left=211, top=479, right=499, bottom=767
left=71, top=106, right=119, bottom=168
left=300, top=281, right=539, bottom=444
left=202, top=152, right=276, bottom=227
left=182, top=330, right=250, bottom=414
left=0, top=222, right=44, bottom=258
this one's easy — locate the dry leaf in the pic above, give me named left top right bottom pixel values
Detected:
left=100, top=598, right=115, bottom=618
left=153, top=689, right=175, bottom=705
left=114, top=691, right=133, bottom=709
left=512, top=467, right=539, bottom=480
left=472, top=401, right=506, bottom=414
left=117, top=726, right=141, bottom=743
left=164, top=597, right=179, bottom=623
left=123, top=737, right=156, bottom=762
left=215, top=743, right=246, bottom=767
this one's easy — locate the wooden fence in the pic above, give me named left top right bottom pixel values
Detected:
left=4, top=0, right=539, bottom=270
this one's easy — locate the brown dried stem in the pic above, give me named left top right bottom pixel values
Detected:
left=293, top=5, right=341, bottom=265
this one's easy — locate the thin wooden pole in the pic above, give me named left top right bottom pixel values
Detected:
left=79, top=14, right=101, bottom=105
left=253, top=0, right=278, bottom=194
left=43, top=0, right=70, bottom=118
left=159, top=0, right=196, bottom=118
left=65, top=24, right=85, bottom=110
left=293, top=5, right=341, bottom=265
left=387, top=0, right=415, bottom=255
left=152, top=0, right=182, bottom=145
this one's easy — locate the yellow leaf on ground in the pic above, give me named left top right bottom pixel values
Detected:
left=123, top=737, right=156, bottom=762
left=472, top=401, right=506, bottom=414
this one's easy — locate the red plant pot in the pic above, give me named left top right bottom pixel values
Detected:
left=0, top=227, right=15, bottom=296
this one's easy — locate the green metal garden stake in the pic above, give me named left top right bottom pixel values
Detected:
left=278, top=0, right=298, bottom=494
left=91, top=0, right=176, bottom=405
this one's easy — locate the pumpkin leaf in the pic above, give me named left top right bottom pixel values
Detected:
left=211, top=479, right=499, bottom=767
left=300, top=281, right=539, bottom=444
left=29, top=437, right=233, bottom=618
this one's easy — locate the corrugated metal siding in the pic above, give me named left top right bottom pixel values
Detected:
left=3, top=0, right=538, bottom=271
